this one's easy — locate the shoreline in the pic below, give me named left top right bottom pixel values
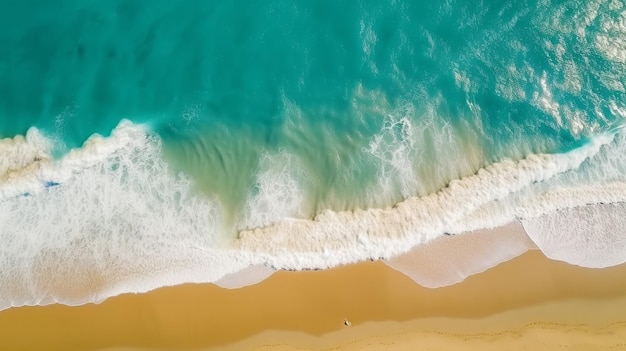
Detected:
left=2, top=250, right=626, bottom=350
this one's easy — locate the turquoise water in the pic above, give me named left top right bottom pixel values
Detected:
left=1, top=0, right=626, bottom=307
left=3, top=0, right=623, bottom=217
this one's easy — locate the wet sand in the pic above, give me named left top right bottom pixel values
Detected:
left=1, top=250, right=626, bottom=350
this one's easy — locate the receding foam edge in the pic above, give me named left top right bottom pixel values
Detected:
left=214, top=265, right=277, bottom=289
left=384, top=221, right=536, bottom=288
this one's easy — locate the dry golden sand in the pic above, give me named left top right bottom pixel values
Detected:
left=1, top=250, right=626, bottom=350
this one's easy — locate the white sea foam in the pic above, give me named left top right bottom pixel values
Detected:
left=361, top=86, right=486, bottom=201
left=0, top=129, right=52, bottom=197
left=240, top=151, right=308, bottom=230
left=235, top=131, right=615, bottom=270
left=2, top=119, right=626, bottom=311
left=0, top=121, right=257, bottom=310
left=0, top=121, right=144, bottom=200
left=523, top=203, right=626, bottom=268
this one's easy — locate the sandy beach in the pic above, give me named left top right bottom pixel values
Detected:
left=1, top=249, right=626, bottom=350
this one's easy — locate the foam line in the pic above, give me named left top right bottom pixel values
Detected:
left=235, top=133, right=614, bottom=270
left=0, top=120, right=146, bottom=200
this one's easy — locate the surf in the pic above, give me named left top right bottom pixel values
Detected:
left=1, top=0, right=626, bottom=311
left=1, top=120, right=625, bottom=310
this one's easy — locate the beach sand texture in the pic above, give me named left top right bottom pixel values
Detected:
left=1, top=250, right=626, bottom=351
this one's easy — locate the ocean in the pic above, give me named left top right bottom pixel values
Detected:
left=1, top=0, right=625, bottom=308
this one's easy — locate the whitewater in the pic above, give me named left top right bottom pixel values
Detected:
left=1, top=0, right=626, bottom=310
left=2, top=118, right=626, bottom=309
